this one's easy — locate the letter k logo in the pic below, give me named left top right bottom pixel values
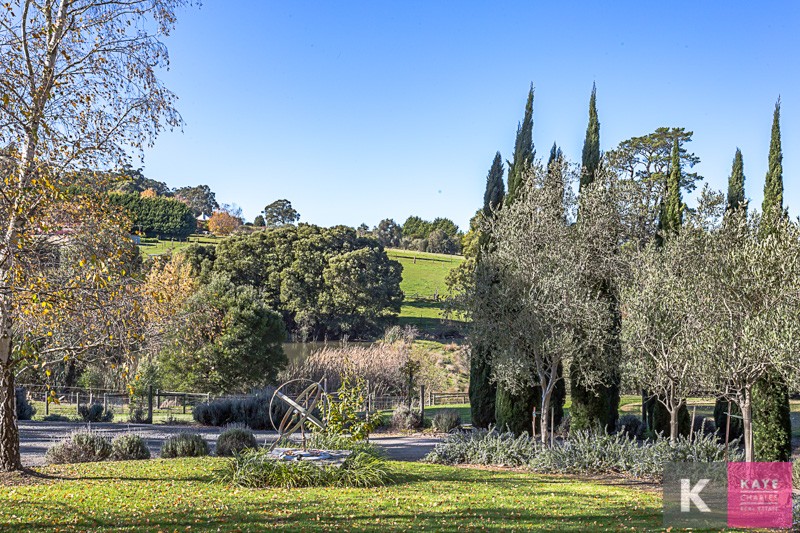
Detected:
left=681, top=479, right=711, bottom=512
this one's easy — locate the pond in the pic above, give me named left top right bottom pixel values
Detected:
left=282, top=341, right=376, bottom=365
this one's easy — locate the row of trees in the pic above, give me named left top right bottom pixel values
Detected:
left=461, top=85, right=798, bottom=462
left=357, top=216, right=463, bottom=255
left=108, top=193, right=197, bottom=239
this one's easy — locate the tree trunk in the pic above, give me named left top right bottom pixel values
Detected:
left=0, top=360, right=21, bottom=471
left=540, top=389, right=552, bottom=445
left=741, top=393, right=753, bottom=463
left=669, top=407, right=679, bottom=442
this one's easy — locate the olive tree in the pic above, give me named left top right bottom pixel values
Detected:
left=693, top=212, right=800, bottom=462
left=0, top=0, right=190, bottom=470
left=621, top=228, right=708, bottom=441
left=471, top=163, right=622, bottom=442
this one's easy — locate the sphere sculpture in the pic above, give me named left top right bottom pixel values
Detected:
left=268, top=378, right=327, bottom=451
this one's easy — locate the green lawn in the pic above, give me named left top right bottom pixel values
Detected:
left=0, top=458, right=663, bottom=532
left=138, top=234, right=221, bottom=257
left=386, top=249, right=464, bottom=334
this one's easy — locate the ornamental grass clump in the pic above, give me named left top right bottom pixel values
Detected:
left=46, top=430, right=112, bottom=464
left=160, top=433, right=208, bottom=458
left=215, top=449, right=390, bottom=489
left=432, top=409, right=461, bottom=433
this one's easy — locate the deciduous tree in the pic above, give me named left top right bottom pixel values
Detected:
left=0, top=0, right=190, bottom=470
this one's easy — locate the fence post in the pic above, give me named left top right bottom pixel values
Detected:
left=156, top=389, right=160, bottom=409
left=103, top=393, right=108, bottom=412
left=44, top=392, right=49, bottom=416
left=76, top=392, right=81, bottom=414
left=147, top=385, right=153, bottom=424
left=183, top=394, right=187, bottom=415
left=365, top=380, right=370, bottom=413
left=419, top=385, right=425, bottom=423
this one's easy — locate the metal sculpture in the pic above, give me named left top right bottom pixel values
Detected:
left=268, top=378, right=327, bottom=451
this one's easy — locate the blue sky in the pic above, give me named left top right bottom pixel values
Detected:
left=140, top=1, right=800, bottom=230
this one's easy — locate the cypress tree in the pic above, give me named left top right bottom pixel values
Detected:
left=483, top=152, right=505, bottom=216
left=726, top=148, right=746, bottom=214
left=661, top=139, right=683, bottom=235
left=752, top=98, right=792, bottom=461
left=495, top=85, right=538, bottom=434
left=580, top=83, right=600, bottom=190
left=570, top=84, right=620, bottom=433
left=470, top=152, right=505, bottom=428
left=506, top=85, right=535, bottom=204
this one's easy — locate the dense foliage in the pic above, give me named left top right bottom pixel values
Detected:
left=110, top=434, right=151, bottom=461
left=46, top=431, right=113, bottom=464
left=216, top=428, right=258, bottom=456
left=160, top=433, right=209, bottom=458
left=192, top=388, right=290, bottom=430
left=193, top=224, right=403, bottom=339
left=109, top=193, right=196, bottom=239
left=158, top=274, right=286, bottom=394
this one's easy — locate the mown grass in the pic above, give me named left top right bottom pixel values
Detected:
left=138, top=234, right=221, bottom=257
left=0, top=458, right=663, bottom=532
left=386, top=249, right=464, bottom=335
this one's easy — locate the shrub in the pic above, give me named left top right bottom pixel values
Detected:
left=15, top=388, right=36, bottom=420
left=46, top=431, right=112, bottom=464
left=391, top=405, right=421, bottom=430
left=713, top=398, right=743, bottom=440
left=432, top=409, right=461, bottom=433
left=216, top=448, right=390, bottom=488
left=78, top=403, right=114, bottom=423
left=128, top=403, right=148, bottom=423
left=425, top=428, right=740, bottom=481
left=323, top=372, right=380, bottom=441
left=216, top=428, right=258, bottom=457
left=616, top=414, right=644, bottom=439
left=424, top=428, right=538, bottom=467
left=42, top=414, right=71, bottom=422
left=193, top=388, right=289, bottom=430
left=160, top=433, right=208, bottom=458
left=110, top=434, right=151, bottom=460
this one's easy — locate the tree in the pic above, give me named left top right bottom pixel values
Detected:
left=158, top=273, right=287, bottom=394
left=580, top=83, right=600, bottom=190
left=606, top=127, right=702, bottom=246
left=661, top=139, right=683, bottom=236
left=253, top=215, right=266, bottom=227
left=622, top=229, right=707, bottom=441
left=469, top=153, right=505, bottom=428
left=208, top=211, right=242, bottom=236
left=373, top=219, right=402, bottom=247
left=726, top=149, right=746, bottom=214
left=694, top=213, right=800, bottom=462
left=140, top=188, right=158, bottom=199
left=174, top=185, right=219, bottom=218
left=752, top=97, right=792, bottom=462
left=430, top=217, right=459, bottom=237
left=402, top=216, right=431, bottom=239
left=472, top=163, right=622, bottom=441
left=506, top=85, right=535, bottom=204
left=0, top=0, right=188, bottom=470
left=108, top=193, right=196, bottom=239
left=483, top=152, right=505, bottom=216
left=112, top=166, right=171, bottom=196
left=263, top=199, right=300, bottom=227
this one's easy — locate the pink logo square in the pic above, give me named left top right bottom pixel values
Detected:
left=727, top=462, right=793, bottom=529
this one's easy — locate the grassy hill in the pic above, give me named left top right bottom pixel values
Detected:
left=385, top=248, right=464, bottom=335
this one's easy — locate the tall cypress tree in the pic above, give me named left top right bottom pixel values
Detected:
left=470, top=152, right=504, bottom=428
left=752, top=98, right=792, bottom=461
left=726, top=148, right=746, bottom=214
left=714, top=148, right=747, bottom=434
left=661, top=139, right=683, bottom=235
left=495, top=85, right=538, bottom=435
left=570, top=84, right=620, bottom=433
left=580, top=83, right=600, bottom=190
left=483, top=152, right=505, bottom=216
left=506, top=85, right=535, bottom=204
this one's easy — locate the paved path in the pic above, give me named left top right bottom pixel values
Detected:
left=18, top=421, right=440, bottom=466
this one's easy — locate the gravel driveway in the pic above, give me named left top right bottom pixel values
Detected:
left=18, top=421, right=439, bottom=466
